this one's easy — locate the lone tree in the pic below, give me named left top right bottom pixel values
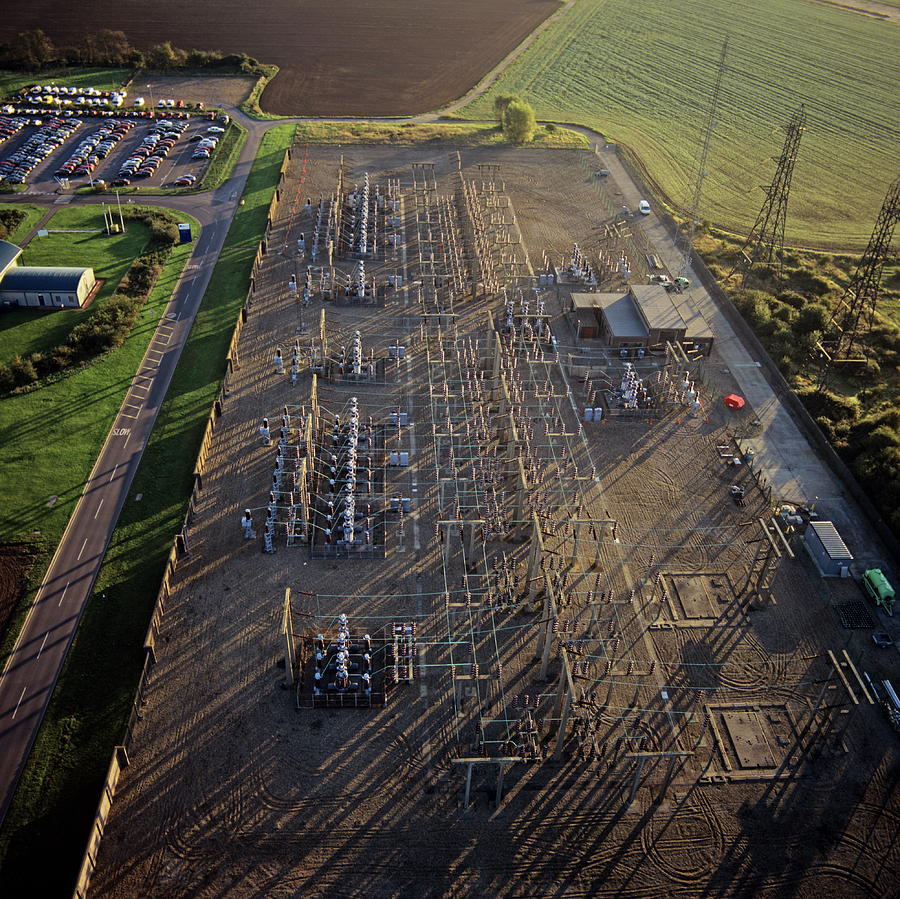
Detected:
left=503, top=99, right=537, bottom=143
left=493, top=93, right=522, bottom=121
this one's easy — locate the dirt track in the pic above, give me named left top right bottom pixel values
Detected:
left=0, top=546, right=33, bottom=645
left=89, top=146, right=899, bottom=898
left=0, top=0, right=559, bottom=116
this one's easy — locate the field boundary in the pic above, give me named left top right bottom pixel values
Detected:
left=71, top=145, right=290, bottom=899
left=608, top=142, right=899, bottom=559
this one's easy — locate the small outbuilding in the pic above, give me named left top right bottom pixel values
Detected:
left=568, top=284, right=714, bottom=355
left=804, top=520, right=854, bottom=577
left=0, top=238, right=97, bottom=309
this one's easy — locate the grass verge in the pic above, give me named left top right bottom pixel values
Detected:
left=0, top=67, right=134, bottom=99
left=1, top=204, right=45, bottom=243
left=0, top=124, right=294, bottom=897
left=199, top=119, right=248, bottom=190
left=295, top=119, right=587, bottom=148
left=239, top=64, right=281, bottom=119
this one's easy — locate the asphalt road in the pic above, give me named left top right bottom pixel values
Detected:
left=0, top=108, right=269, bottom=825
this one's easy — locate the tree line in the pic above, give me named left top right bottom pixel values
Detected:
left=0, top=28, right=266, bottom=75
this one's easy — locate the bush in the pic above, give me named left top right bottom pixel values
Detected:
left=776, top=290, right=807, bottom=310
left=796, top=386, right=860, bottom=424
left=503, top=99, right=537, bottom=143
left=787, top=267, right=832, bottom=297
left=9, top=355, right=38, bottom=387
left=731, top=288, right=774, bottom=330
left=0, top=363, right=14, bottom=393
left=545, top=123, right=557, bottom=133
left=0, top=208, right=26, bottom=240
left=493, top=93, right=522, bottom=121
left=796, top=302, right=830, bottom=333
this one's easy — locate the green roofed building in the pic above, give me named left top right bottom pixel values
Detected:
left=0, top=238, right=97, bottom=309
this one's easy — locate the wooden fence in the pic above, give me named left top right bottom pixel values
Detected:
left=72, top=144, right=292, bottom=899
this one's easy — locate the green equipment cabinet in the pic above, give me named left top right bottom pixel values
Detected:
left=862, top=568, right=895, bottom=616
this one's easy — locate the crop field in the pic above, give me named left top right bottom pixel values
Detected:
left=0, top=0, right=559, bottom=117
left=463, top=0, right=900, bottom=250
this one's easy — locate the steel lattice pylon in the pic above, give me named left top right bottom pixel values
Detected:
left=678, top=38, right=729, bottom=279
left=730, top=105, right=806, bottom=285
left=816, top=176, right=900, bottom=386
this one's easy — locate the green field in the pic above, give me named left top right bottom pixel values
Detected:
left=0, top=208, right=197, bottom=646
left=0, top=126, right=294, bottom=897
left=463, top=0, right=900, bottom=249
left=0, top=204, right=45, bottom=243
left=0, top=67, right=133, bottom=100
left=296, top=119, right=587, bottom=148
left=0, top=207, right=150, bottom=364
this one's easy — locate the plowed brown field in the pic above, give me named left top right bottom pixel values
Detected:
left=0, top=0, right=560, bottom=115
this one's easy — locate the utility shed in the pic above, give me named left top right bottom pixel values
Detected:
left=569, top=285, right=714, bottom=355
left=804, top=521, right=854, bottom=577
left=0, top=266, right=96, bottom=308
left=0, top=239, right=22, bottom=279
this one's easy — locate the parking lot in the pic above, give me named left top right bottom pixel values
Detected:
left=0, top=114, right=224, bottom=193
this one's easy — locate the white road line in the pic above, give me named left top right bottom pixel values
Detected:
left=12, top=686, right=27, bottom=719
left=123, top=431, right=132, bottom=447
left=94, top=499, right=104, bottom=519
left=58, top=581, right=69, bottom=607
left=109, top=463, right=119, bottom=483
left=77, top=539, right=88, bottom=561
left=36, top=634, right=49, bottom=660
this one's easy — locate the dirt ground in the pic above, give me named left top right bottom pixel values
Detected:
left=0, top=545, right=34, bottom=645
left=129, top=74, right=258, bottom=109
left=0, top=0, right=559, bottom=116
left=89, top=146, right=899, bottom=898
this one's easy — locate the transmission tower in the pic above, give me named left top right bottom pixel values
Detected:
left=678, top=38, right=729, bottom=279
left=730, top=104, right=806, bottom=285
left=816, top=176, right=900, bottom=387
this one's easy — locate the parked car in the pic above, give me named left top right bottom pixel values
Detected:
left=638, top=200, right=651, bottom=215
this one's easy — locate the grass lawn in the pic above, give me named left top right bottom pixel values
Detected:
left=199, top=118, right=247, bottom=189
left=1, top=204, right=46, bottom=243
left=296, top=119, right=587, bottom=148
left=0, top=207, right=149, bottom=364
left=0, top=67, right=134, bottom=100
left=462, top=0, right=899, bottom=250
left=0, top=125, right=294, bottom=897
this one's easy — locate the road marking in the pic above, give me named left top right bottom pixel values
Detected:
left=12, top=686, right=27, bottom=719
left=123, top=430, right=132, bottom=448
left=77, top=539, right=88, bottom=560
left=109, top=463, right=119, bottom=483
left=94, top=499, right=104, bottom=519
left=58, top=581, right=69, bottom=607
left=36, top=634, right=49, bottom=660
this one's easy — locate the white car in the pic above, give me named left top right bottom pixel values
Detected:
left=638, top=200, right=651, bottom=215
